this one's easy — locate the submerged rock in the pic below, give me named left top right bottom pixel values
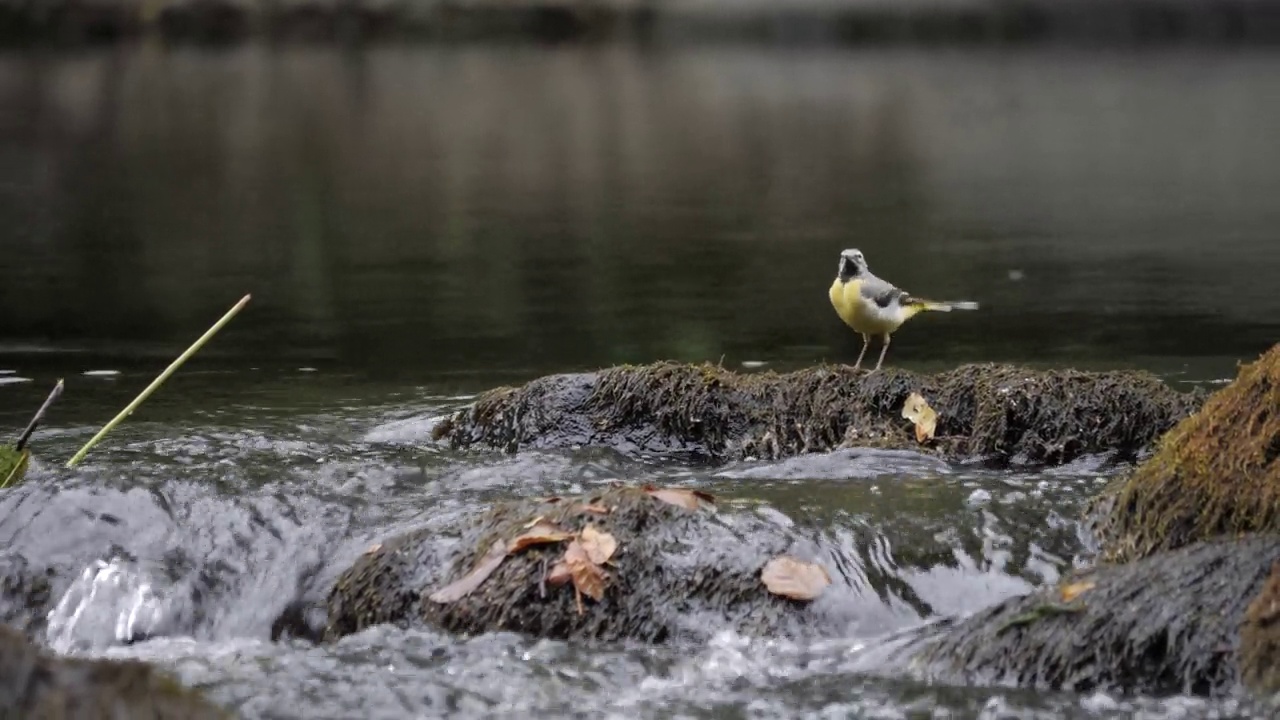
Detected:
left=1089, top=343, right=1280, bottom=563
left=0, top=623, right=229, bottom=719
left=0, top=552, right=55, bottom=638
left=326, top=486, right=848, bottom=643
left=902, top=534, right=1280, bottom=698
left=433, top=361, right=1202, bottom=467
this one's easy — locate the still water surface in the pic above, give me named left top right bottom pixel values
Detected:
left=0, top=44, right=1278, bottom=718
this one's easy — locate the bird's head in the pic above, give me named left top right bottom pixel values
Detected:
left=837, top=248, right=867, bottom=280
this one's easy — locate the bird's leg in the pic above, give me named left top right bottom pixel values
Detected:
left=873, top=333, right=891, bottom=371
left=853, top=333, right=870, bottom=370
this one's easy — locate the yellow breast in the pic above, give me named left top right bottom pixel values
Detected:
left=829, top=277, right=896, bottom=335
left=829, top=277, right=864, bottom=329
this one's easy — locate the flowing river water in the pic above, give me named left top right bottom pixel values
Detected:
left=2, top=44, right=1280, bottom=719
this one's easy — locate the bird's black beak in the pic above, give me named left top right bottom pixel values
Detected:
left=838, top=257, right=855, bottom=280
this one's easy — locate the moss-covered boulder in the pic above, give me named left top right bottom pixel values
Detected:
left=1090, top=343, right=1280, bottom=563
left=326, top=486, right=848, bottom=643
left=900, top=534, right=1280, bottom=698
left=0, top=623, right=230, bottom=719
left=433, top=361, right=1202, bottom=467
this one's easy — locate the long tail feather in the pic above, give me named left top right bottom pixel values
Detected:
left=910, top=299, right=979, bottom=313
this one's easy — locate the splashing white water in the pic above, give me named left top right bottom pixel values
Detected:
left=45, top=557, right=169, bottom=654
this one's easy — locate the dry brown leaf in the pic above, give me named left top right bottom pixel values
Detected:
left=564, top=539, right=609, bottom=605
left=575, top=503, right=611, bottom=515
left=427, top=540, right=508, bottom=604
left=645, top=487, right=714, bottom=511
left=761, top=556, right=831, bottom=601
left=508, top=522, right=575, bottom=553
left=578, top=524, right=618, bottom=565
left=547, top=561, right=573, bottom=586
left=901, top=392, right=938, bottom=443
left=1059, top=580, right=1096, bottom=603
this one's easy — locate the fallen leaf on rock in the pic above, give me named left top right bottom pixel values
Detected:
left=564, top=539, right=609, bottom=608
left=508, top=522, right=575, bottom=553
left=579, top=524, right=618, bottom=565
left=761, top=556, right=831, bottom=601
left=1059, top=580, right=1096, bottom=603
left=901, top=392, right=938, bottom=443
left=427, top=539, right=508, bottom=604
left=644, top=487, right=716, bottom=511
left=547, top=561, right=572, bottom=586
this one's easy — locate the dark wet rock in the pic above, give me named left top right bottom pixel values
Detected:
left=1089, top=343, right=1280, bottom=563
left=434, top=361, right=1203, bottom=467
left=323, top=525, right=443, bottom=640
left=0, top=623, right=230, bottom=719
left=326, top=486, right=847, bottom=643
left=901, top=534, right=1280, bottom=697
left=270, top=598, right=329, bottom=644
left=0, top=552, right=56, bottom=638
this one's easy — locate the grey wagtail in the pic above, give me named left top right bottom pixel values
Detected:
left=829, top=248, right=979, bottom=371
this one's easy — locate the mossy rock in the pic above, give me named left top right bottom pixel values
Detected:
left=0, top=623, right=230, bottom=719
left=0, top=445, right=28, bottom=489
left=901, top=534, right=1280, bottom=699
left=326, top=486, right=844, bottom=643
left=435, top=361, right=1203, bottom=467
left=1089, top=343, right=1280, bottom=563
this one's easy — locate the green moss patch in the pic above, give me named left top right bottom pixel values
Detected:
left=1091, top=343, right=1280, bottom=563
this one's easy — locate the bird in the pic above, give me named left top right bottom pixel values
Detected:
left=828, top=248, right=979, bottom=371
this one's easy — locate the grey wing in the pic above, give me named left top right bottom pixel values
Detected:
left=858, top=274, right=908, bottom=309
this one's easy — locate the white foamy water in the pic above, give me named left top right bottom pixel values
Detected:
left=45, top=557, right=170, bottom=654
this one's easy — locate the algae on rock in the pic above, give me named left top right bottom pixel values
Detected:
left=1090, top=343, right=1280, bottom=563
left=435, top=361, right=1203, bottom=467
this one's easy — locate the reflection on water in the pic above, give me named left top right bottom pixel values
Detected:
left=0, top=46, right=1278, bottom=379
